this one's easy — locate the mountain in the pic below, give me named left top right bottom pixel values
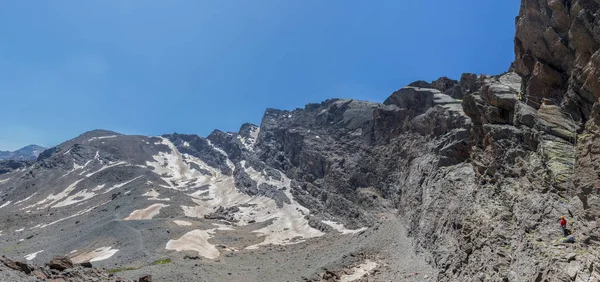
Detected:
left=1, top=0, right=599, bottom=281
left=0, top=145, right=47, bottom=161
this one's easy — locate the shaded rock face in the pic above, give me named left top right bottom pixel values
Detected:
left=0, top=160, right=32, bottom=175
left=514, top=0, right=600, bottom=122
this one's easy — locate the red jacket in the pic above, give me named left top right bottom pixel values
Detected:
left=560, top=218, right=567, bottom=227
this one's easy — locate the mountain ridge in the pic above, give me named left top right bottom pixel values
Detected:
left=0, top=145, right=47, bottom=161
left=1, top=0, right=600, bottom=281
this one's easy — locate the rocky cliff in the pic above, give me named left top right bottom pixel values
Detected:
left=0, top=1, right=599, bottom=281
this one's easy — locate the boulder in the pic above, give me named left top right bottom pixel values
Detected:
left=47, top=256, right=73, bottom=271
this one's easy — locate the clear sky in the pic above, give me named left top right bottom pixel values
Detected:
left=0, top=0, right=520, bottom=151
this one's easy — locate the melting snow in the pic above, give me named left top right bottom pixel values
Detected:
left=52, top=190, right=97, bottom=208
left=71, top=247, right=119, bottom=263
left=322, top=220, right=368, bottom=235
left=165, top=229, right=220, bottom=259
left=206, top=140, right=228, bottom=157
left=173, top=220, right=192, bottom=226
left=146, top=138, right=218, bottom=190
left=88, top=135, right=117, bottom=142
left=91, top=184, right=106, bottom=192
left=340, top=260, right=378, bottom=282
left=85, top=161, right=126, bottom=177
left=33, top=161, right=128, bottom=210
left=0, top=201, right=12, bottom=209
left=24, top=250, right=43, bottom=261
left=103, top=176, right=143, bottom=194
left=143, top=189, right=170, bottom=201
left=14, top=193, right=37, bottom=206
left=238, top=127, right=260, bottom=151
left=37, top=201, right=109, bottom=229
left=124, top=203, right=169, bottom=220
left=182, top=157, right=324, bottom=249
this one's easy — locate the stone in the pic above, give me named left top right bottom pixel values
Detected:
left=1, top=259, right=33, bottom=274
left=139, top=275, right=152, bottom=282
left=47, top=256, right=74, bottom=271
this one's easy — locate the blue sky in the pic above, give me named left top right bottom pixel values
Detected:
left=0, top=0, right=520, bottom=150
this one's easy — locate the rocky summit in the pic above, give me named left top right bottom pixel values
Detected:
left=1, top=1, right=599, bottom=282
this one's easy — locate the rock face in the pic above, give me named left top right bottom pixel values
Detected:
left=514, top=0, right=600, bottom=122
left=0, top=145, right=47, bottom=161
left=0, top=1, right=599, bottom=281
left=0, top=160, right=32, bottom=175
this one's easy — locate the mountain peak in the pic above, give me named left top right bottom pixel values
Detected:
left=0, top=144, right=47, bottom=161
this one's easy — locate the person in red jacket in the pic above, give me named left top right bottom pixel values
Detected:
left=560, top=216, right=567, bottom=237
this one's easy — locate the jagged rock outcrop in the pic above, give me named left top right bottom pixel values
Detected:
left=1, top=256, right=150, bottom=282
left=0, top=160, right=32, bottom=175
left=514, top=0, right=600, bottom=122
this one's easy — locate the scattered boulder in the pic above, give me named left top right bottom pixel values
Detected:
left=1, top=258, right=33, bottom=274
left=47, top=256, right=73, bottom=271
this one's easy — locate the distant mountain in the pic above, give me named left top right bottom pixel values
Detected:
left=0, top=145, right=47, bottom=161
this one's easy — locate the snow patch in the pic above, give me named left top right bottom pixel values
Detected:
left=71, top=247, right=119, bottom=263
left=238, top=127, right=260, bottom=151
left=37, top=201, right=109, bottom=229
left=322, top=220, right=367, bottom=235
left=340, top=260, right=378, bottom=282
left=88, top=135, right=117, bottom=142
left=182, top=160, right=324, bottom=249
left=15, top=228, right=24, bottom=232
left=143, top=189, right=170, bottom=201
left=103, top=176, right=143, bottom=194
left=207, top=140, right=228, bottom=157
left=0, top=201, right=12, bottom=209
left=14, top=193, right=37, bottom=206
left=124, top=203, right=169, bottom=220
left=183, top=141, right=190, bottom=147
left=52, top=190, right=97, bottom=208
left=165, top=229, right=220, bottom=259
left=146, top=138, right=217, bottom=190
left=173, top=220, right=192, bottom=226
left=85, top=161, right=126, bottom=177
left=91, top=184, right=106, bottom=192
left=24, top=250, right=43, bottom=261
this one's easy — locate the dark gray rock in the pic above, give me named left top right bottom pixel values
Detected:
left=47, top=256, right=73, bottom=271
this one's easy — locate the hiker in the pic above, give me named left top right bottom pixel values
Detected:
left=560, top=216, right=567, bottom=237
